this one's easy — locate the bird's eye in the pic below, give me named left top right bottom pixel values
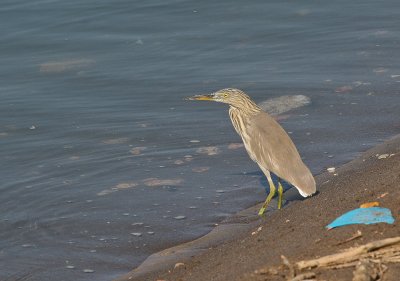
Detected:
left=223, top=93, right=228, bottom=98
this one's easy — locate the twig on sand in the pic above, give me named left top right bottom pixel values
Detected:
left=288, top=272, right=316, bottom=281
left=335, top=230, right=363, bottom=246
left=281, top=255, right=295, bottom=279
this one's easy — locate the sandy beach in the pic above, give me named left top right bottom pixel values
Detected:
left=115, top=134, right=400, bottom=281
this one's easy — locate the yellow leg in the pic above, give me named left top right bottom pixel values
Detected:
left=277, top=180, right=284, bottom=209
left=258, top=172, right=276, bottom=215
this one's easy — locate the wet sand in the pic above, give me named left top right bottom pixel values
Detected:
left=115, top=134, right=400, bottom=281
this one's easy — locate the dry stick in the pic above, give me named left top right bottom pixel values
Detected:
left=336, top=230, right=362, bottom=246
left=328, top=247, right=400, bottom=270
left=281, top=255, right=295, bottom=279
left=296, top=237, right=400, bottom=270
left=289, top=272, right=316, bottom=281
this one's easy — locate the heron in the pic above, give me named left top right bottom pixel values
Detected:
left=186, top=88, right=316, bottom=215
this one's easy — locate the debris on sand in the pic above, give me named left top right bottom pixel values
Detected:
left=327, top=167, right=336, bottom=173
left=252, top=237, right=400, bottom=281
left=326, top=207, right=395, bottom=229
left=360, top=202, right=379, bottom=208
left=335, top=230, right=363, bottom=246
left=377, top=153, right=395, bottom=159
left=174, top=262, right=185, bottom=269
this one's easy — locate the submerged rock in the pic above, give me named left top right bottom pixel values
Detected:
left=258, top=95, right=311, bottom=116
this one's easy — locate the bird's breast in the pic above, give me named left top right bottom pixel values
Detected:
left=228, top=108, right=258, bottom=162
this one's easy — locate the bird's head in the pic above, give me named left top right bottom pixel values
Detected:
left=186, top=88, right=251, bottom=107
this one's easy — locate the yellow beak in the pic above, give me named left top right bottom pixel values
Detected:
left=185, top=94, right=215, bottom=101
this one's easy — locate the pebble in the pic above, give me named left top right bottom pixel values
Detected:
left=173, top=215, right=186, bottom=220
left=215, top=189, right=225, bottom=193
left=189, top=140, right=200, bottom=143
left=377, top=154, right=389, bottom=159
left=83, top=269, right=95, bottom=273
left=66, top=265, right=75, bottom=269
left=327, top=167, right=336, bottom=173
left=132, top=222, right=144, bottom=226
left=147, top=232, right=155, bottom=235
left=174, top=262, right=185, bottom=269
left=130, top=232, right=142, bottom=237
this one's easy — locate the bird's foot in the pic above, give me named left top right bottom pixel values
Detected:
left=258, top=206, right=267, bottom=216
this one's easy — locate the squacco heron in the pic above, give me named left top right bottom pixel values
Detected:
left=187, top=88, right=316, bottom=215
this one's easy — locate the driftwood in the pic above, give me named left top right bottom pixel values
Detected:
left=253, top=237, right=400, bottom=281
left=296, top=236, right=400, bottom=270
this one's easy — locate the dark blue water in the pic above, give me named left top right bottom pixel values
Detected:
left=1, top=1, right=400, bottom=280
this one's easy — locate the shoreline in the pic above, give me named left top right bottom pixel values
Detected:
left=115, top=134, right=400, bottom=281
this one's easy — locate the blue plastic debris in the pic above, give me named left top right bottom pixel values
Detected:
left=327, top=207, right=395, bottom=230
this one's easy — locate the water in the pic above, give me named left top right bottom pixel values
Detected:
left=1, top=0, right=400, bottom=280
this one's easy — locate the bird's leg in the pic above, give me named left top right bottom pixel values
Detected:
left=258, top=172, right=276, bottom=216
left=277, top=179, right=284, bottom=210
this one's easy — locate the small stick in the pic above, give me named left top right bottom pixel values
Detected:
left=289, top=272, right=316, bottom=281
left=336, top=230, right=362, bottom=246
left=281, top=255, right=295, bottom=279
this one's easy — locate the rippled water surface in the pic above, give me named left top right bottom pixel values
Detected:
left=1, top=0, right=400, bottom=280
